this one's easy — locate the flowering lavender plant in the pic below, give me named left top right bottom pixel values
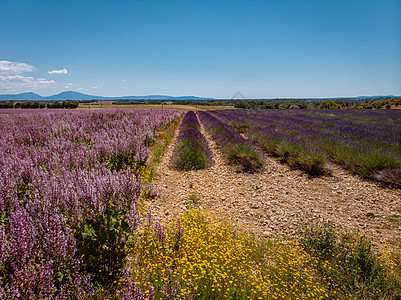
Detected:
left=197, top=111, right=264, bottom=173
left=170, top=111, right=213, bottom=171
left=116, top=269, right=153, bottom=300
left=210, top=109, right=401, bottom=179
left=0, top=109, right=181, bottom=297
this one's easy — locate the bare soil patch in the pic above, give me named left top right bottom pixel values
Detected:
left=146, top=120, right=401, bottom=245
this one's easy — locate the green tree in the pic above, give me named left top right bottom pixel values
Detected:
left=319, top=100, right=341, bottom=109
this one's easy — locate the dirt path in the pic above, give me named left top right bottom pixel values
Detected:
left=145, top=117, right=401, bottom=245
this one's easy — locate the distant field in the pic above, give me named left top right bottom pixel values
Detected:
left=78, top=101, right=234, bottom=111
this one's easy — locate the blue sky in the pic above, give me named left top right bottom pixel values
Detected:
left=0, top=0, right=400, bottom=98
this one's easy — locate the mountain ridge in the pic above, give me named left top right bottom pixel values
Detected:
left=0, top=91, right=214, bottom=101
left=0, top=91, right=397, bottom=101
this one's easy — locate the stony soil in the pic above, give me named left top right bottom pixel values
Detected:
left=145, top=118, right=401, bottom=246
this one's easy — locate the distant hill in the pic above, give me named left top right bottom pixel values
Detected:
left=0, top=91, right=214, bottom=101
left=0, top=92, right=398, bottom=102
left=0, top=92, right=44, bottom=101
left=45, top=91, right=109, bottom=101
left=354, top=95, right=395, bottom=99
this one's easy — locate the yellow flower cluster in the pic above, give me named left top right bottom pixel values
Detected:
left=131, top=209, right=326, bottom=299
left=138, top=166, right=154, bottom=184
left=377, top=242, right=401, bottom=283
left=136, top=166, right=155, bottom=203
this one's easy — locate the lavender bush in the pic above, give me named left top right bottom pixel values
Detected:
left=0, top=109, right=181, bottom=297
left=197, top=111, right=264, bottom=173
left=170, top=111, right=213, bottom=171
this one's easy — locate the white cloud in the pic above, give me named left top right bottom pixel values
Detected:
left=0, top=75, right=55, bottom=92
left=121, top=79, right=126, bottom=82
left=91, top=86, right=98, bottom=89
left=37, top=77, right=55, bottom=84
left=77, top=87, right=83, bottom=91
left=0, top=60, right=35, bottom=75
left=1, top=75, right=34, bottom=83
left=48, top=68, right=68, bottom=75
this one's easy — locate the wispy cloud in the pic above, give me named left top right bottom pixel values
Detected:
left=0, top=60, right=35, bottom=75
left=86, top=86, right=99, bottom=92
left=0, top=75, right=55, bottom=92
left=37, top=78, right=55, bottom=84
left=48, top=68, right=68, bottom=75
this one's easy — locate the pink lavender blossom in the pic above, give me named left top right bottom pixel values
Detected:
left=0, top=109, right=181, bottom=298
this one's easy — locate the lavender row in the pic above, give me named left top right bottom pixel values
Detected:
left=0, top=109, right=181, bottom=297
left=211, top=109, right=401, bottom=183
left=170, top=111, right=212, bottom=171
left=210, top=110, right=329, bottom=175
left=197, top=111, right=264, bottom=173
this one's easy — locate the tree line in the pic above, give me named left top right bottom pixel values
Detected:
left=0, top=101, right=79, bottom=109
left=112, top=97, right=401, bottom=110
left=234, top=98, right=401, bottom=109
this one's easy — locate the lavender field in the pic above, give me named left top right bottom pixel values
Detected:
left=210, top=109, right=401, bottom=184
left=1, top=108, right=401, bottom=299
left=0, top=109, right=181, bottom=298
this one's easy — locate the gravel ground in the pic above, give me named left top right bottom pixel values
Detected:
left=145, top=119, right=401, bottom=246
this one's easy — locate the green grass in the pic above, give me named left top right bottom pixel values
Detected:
left=298, top=221, right=401, bottom=299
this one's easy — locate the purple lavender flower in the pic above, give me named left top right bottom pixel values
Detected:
left=197, top=111, right=264, bottom=173
left=208, top=109, right=401, bottom=178
left=161, top=269, right=181, bottom=300
left=170, top=111, right=213, bottom=170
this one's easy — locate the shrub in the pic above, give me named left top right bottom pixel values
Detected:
left=275, top=140, right=328, bottom=176
left=354, top=150, right=401, bottom=179
left=226, top=143, right=264, bottom=173
left=299, top=221, right=401, bottom=298
left=74, top=203, right=138, bottom=287
left=47, top=101, right=79, bottom=109
left=319, top=100, right=341, bottom=109
left=0, top=101, right=14, bottom=109
left=170, top=137, right=211, bottom=170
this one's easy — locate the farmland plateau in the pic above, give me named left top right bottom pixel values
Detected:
left=1, top=108, right=401, bottom=299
